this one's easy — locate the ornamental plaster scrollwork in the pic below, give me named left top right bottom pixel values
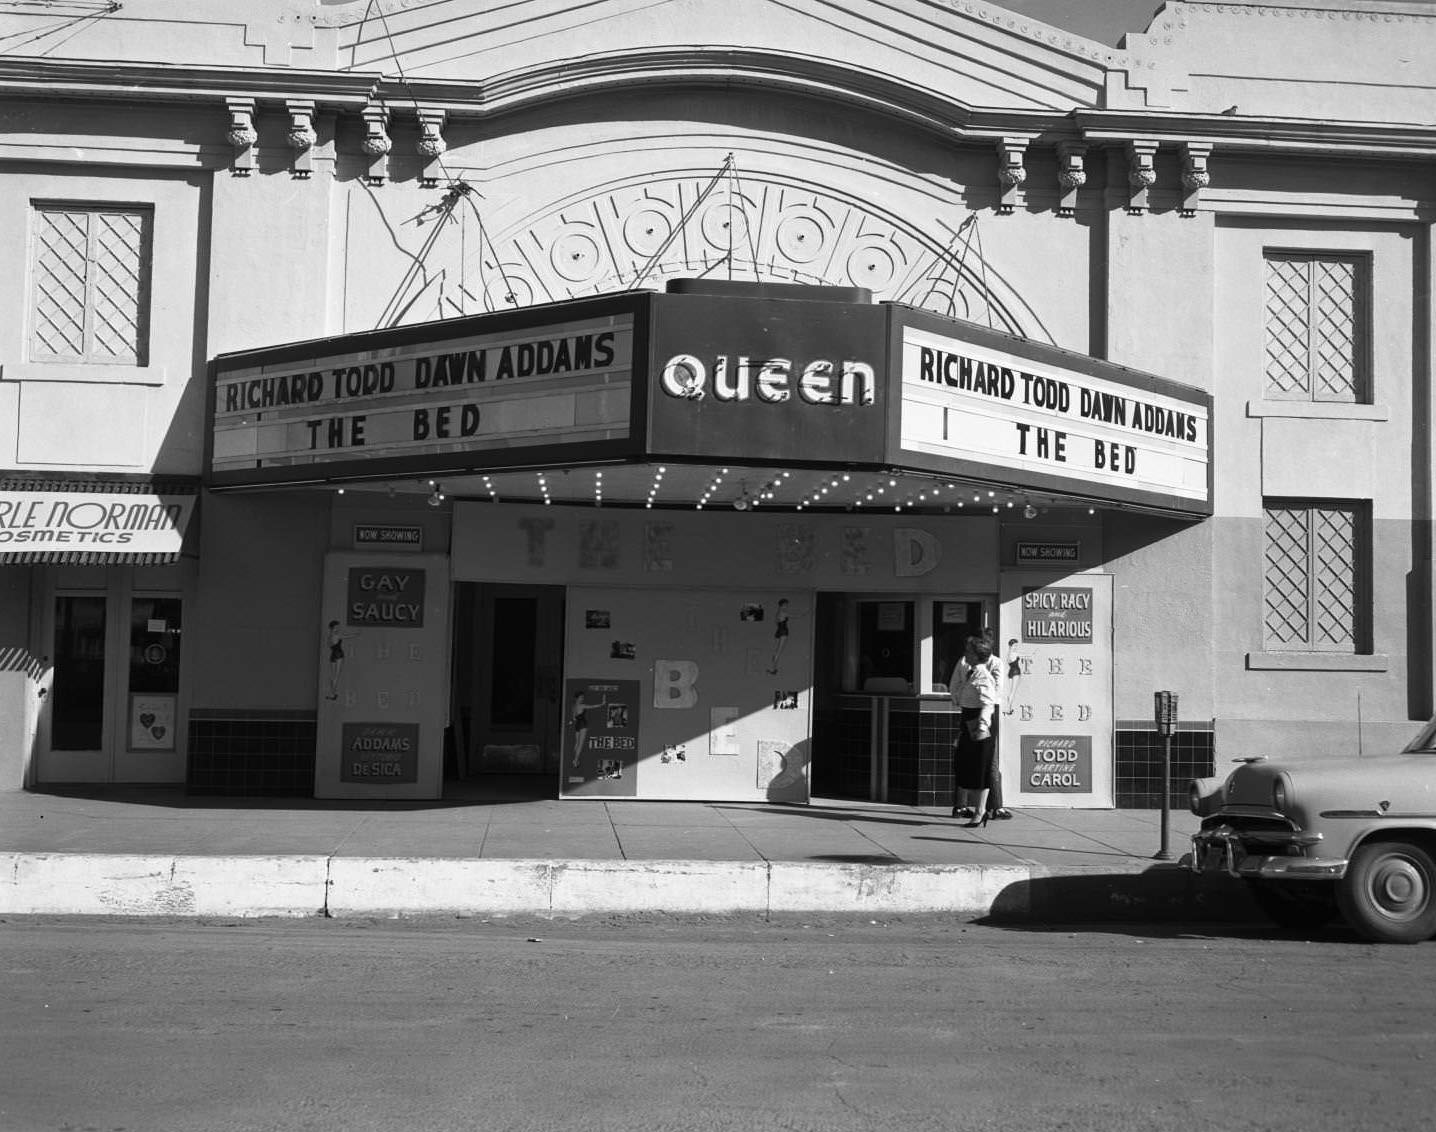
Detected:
left=416, top=108, right=448, bottom=187
left=463, top=175, right=1038, bottom=339
left=995, top=137, right=1029, bottom=215
left=286, top=100, right=316, bottom=179
left=1056, top=141, right=1087, bottom=218
left=1180, top=141, right=1212, bottom=217
left=361, top=104, right=392, bottom=184
left=224, top=97, right=257, bottom=176
left=1126, top=140, right=1159, bottom=214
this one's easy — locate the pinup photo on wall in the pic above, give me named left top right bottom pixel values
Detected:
left=324, top=619, right=357, bottom=701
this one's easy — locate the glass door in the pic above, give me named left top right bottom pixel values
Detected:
left=49, top=594, right=108, bottom=755
left=37, top=569, right=188, bottom=785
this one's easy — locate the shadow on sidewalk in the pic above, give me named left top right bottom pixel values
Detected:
left=714, top=802, right=935, bottom=827
left=22, top=776, right=557, bottom=812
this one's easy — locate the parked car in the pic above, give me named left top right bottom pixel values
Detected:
left=1189, top=719, right=1436, bottom=943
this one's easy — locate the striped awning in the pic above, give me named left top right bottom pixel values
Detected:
left=0, top=475, right=199, bottom=565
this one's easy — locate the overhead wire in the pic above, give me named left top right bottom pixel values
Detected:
left=357, top=0, right=518, bottom=326
left=704, top=155, right=762, bottom=283
left=629, top=153, right=734, bottom=291
left=970, top=212, right=994, bottom=329
left=0, top=0, right=120, bottom=55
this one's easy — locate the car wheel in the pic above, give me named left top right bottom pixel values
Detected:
left=1245, top=879, right=1337, bottom=932
left=1336, top=840, right=1436, bottom=944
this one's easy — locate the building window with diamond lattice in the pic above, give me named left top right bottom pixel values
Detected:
left=29, top=202, right=152, bottom=368
left=1263, top=251, right=1369, bottom=404
left=1262, top=500, right=1369, bottom=654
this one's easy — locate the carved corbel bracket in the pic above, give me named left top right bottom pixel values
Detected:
left=1180, top=142, right=1212, bottom=218
left=361, top=104, right=392, bottom=185
left=416, top=108, right=448, bottom=188
left=225, top=97, right=258, bottom=176
left=1056, top=142, right=1087, bottom=218
left=1126, top=140, right=1159, bottom=215
left=286, top=100, right=316, bottom=179
left=995, top=137, right=1028, bottom=215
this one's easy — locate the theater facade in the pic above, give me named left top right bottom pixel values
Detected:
left=0, top=0, right=1431, bottom=809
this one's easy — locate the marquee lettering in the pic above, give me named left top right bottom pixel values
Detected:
left=916, top=345, right=1200, bottom=444
left=661, top=354, right=876, bottom=407
left=218, top=331, right=621, bottom=416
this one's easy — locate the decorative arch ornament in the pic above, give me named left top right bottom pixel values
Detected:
left=450, top=171, right=1052, bottom=343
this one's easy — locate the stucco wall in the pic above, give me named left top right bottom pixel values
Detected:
left=0, top=162, right=206, bottom=476
left=189, top=492, right=330, bottom=709
left=1103, top=512, right=1216, bottom=724
left=1209, top=214, right=1425, bottom=754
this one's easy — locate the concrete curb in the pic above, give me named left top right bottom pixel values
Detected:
left=1, top=852, right=1260, bottom=922
left=0, top=853, right=330, bottom=918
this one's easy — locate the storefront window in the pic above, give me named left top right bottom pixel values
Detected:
left=129, top=597, right=181, bottom=694
left=127, top=597, right=181, bottom=752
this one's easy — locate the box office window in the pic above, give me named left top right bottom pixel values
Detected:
left=1263, top=500, right=1369, bottom=653
left=857, top=602, right=913, bottom=692
left=931, top=601, right=985, bottom=692
left=1263, top=251, right=1368, bottom=404
left=30, top=203, right=152, bottom=368
left=852, top=598, right=985, bottom=694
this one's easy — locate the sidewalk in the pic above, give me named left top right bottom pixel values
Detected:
left=0, top=785, right=1254, bottom=922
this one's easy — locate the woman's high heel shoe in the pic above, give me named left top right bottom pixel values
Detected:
left=963, top=812, right=990, bottom=829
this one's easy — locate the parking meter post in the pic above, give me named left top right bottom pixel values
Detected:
left=1156, top=732, right=1173, bottom=860
left=1154, top=691, right=1178, bottom=861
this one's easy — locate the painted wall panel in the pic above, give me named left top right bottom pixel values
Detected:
left=17, top=383, right=148, bottom=466
left=562, top=586, right=811, bottom=802
left=314, top=552, right=451, bottom=800
left=998, top=572, right=1114, bottom=808
left=189, top=493, right=328, bottom=708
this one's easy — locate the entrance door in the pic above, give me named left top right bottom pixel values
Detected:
left=46, top=593, right=108, bottom=771
left=37, top=568, right=187, bottom=784
left=451, top=583, right=565, bottom=781
left=811, top=592, right=992, bottom=802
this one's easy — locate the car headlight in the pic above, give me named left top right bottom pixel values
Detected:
left=1188, top=776, right=1225, bottom=816
left=1272, top=776, right=1288, bottom=812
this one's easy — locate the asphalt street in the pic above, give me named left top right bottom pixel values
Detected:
left=1, top=914, right=1430, bottom=1132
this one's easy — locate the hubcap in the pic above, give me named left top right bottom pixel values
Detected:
left=1370, top=855, right=1427, bottom=921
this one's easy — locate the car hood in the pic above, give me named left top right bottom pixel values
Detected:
left=1223, top=754, right=1436, bottom=814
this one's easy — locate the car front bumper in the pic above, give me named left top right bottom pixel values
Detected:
left=1190, top=825, right=1347, bottom=880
